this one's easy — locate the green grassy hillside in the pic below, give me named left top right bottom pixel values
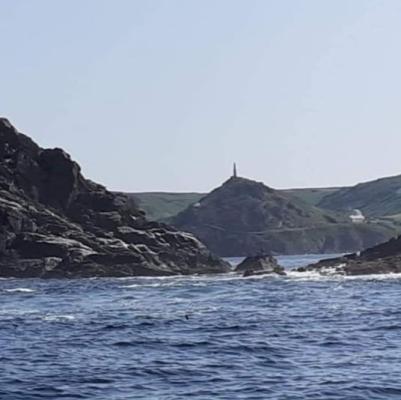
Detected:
left=167, top=176, right=399, bottom=256
left=126, top=187, right=342, bottom=221
left=126, top=192, right=204, bottom=221
left=120, top=177, right=401, bottom=256
left=318, top=174, right=401, bottom=217
left=124, top=173, right=401, bottom=228
left=282, top=187, right=342, bottom=206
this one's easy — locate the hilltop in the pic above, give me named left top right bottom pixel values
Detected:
left=169, top=176, right=396, bottom=256
left=127, top=187, right=341, bottom=221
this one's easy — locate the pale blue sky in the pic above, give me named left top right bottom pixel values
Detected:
left=1, top=0, right=400, bottom=192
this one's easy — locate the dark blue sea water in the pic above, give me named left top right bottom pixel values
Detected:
left=2, top=254, right=401, bottom=400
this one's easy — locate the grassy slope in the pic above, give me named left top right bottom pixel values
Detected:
left=126, top=192, right=205, bottom=221
left=169, top=177, right=399, bottom=256
left=120, top=180, right=401, bottom=255
left=318, top=174, right=401, bottom=217
left=127, top=188, right=342, bottom=221
left=125, top=174, right=401, bottom=226
left=282, top=187, right=342, bottom=206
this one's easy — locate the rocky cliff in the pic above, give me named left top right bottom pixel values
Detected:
left=0, top=118, right=230, bottom=278
left=170, top=176, right=397, bottom=256
left=300, top=234, right=401, bottom=275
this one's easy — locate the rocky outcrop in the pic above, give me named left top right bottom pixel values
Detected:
left=236, top=255, right=285, bottom=277
left=169, top=176, right=396, bottom=256
left=299, top=234, right=401, bottom=275
left=0, top=118, right=230, bottom=278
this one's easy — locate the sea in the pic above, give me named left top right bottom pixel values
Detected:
left=2, top=254, right=401, bottom=400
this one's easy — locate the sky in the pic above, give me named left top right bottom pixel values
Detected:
left=1, top=0, right=400, bottom=192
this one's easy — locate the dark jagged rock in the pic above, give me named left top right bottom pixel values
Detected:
left=169, top=176, right=396, bottom=256
left=236, top=255, right=286, bottom=277
left=0, top=118, right=230, bottom=278
left=299, top=234, right=401, bottom=275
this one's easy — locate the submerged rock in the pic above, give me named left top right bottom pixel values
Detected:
left=236, top=255, right=286, bottom=277
left=0, top=118, right=230, bottom=278
left=299, top=235, right=401, bottom=276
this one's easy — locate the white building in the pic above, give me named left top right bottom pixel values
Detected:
left=350, top=209, right=366, bottom=224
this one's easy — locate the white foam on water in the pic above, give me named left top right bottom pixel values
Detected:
left=43, top=315, right=76, bottom=322
left=119, top=272, right=241, bottom=288
left=117, top=263, right=401, bottom=287
left=3, top=288, right=36, bottom=293
left=122, top=281, right=184, bottom=289
left=115, top=275, right=186, bottom=281
left=344, top=272, right=401, bottom=281
left=285, top=270, right=327, bottom=281
left=286, top=269, right=401, bottom=282
left=286, top=266, right=341, bottom=280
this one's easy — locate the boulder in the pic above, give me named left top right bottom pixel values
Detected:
left=235, top=255, right=286, bottom=277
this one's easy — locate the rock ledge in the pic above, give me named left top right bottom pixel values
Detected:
left=236, top=255, right=286, bottom=277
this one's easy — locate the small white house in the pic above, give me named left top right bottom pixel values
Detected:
left=350, top=209, right=366, bottom=224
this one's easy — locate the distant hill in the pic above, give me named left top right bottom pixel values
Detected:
left=168, top=176, right=397, bottom=256
left=318, top=174, right=401, bottom=218
left=127, top=187, right=342, bottom=221
left=126, top=192, right=204, bottom=221
left=282, top=187, right=342, bottom=206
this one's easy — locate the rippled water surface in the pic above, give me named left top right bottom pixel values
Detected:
left=2, top=254, right=401, bottom=399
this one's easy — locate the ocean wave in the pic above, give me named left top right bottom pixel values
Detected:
left=3, top=288, right=36, bottom=293
left=286, top=269, right=401, bottom=282
left=42, top=315, right=76, bottom=322
left=3, top=253, right=401, bottom=400
left=344, top=272, right=401, bottom=281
